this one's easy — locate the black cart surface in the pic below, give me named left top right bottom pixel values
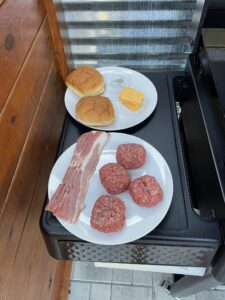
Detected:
left=40, top=72, right=221, bottom=268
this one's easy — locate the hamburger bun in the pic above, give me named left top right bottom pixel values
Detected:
left=75, top=96, right=115, bottom=126
left=66, top=66, right=104, bottom=97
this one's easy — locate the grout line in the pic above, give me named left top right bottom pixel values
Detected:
left=152, top=274, right=155, bottom=300
left=111, top=268, right=114, bottom=283
left=89, top=283, right=92, bottom=300
left=131, top=270, right=134, bottom=286
left=110, top=284, right=112, bottom=300
left=70, top=262, right=75, bottom=280
left=151, top=271, right=154, bottom=289
left=110, top=268, right=113, bottom=284
left=70, top=279, right=153, bottom=288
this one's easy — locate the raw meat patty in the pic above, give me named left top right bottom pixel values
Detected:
left=99, top=163, right=131, bottom=194
left=90, top=195, right=125, bottom=233
left=116, top=143, right=146, bottom=169
left=129, top=175, right=163, bottom=207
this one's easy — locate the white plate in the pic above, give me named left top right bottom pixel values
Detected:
left=48, top=133, right=173, bottom=245
left=64, top=67, right=158, bottom=131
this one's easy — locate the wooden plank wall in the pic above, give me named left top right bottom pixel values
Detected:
left=0, top=0, right=71, bottom=299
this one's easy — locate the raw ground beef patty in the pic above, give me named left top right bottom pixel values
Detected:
left=90, top=195, right=126, bottom=233
left=99, top=163, right=131, bottom=194
left=116, top=143, right=146, bottom=169
left=129, top=175, right=163, bottom=207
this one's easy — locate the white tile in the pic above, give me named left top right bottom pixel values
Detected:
left=133, top=270, right=153, bottom=286
left=72, top=262, right=112, bottom=283
left=214, top=285, right=225, bottom=290
left=68, top=281, right=90, bottom=300
left=90, top=283, right=111, bottom=300
left=112, top=269, right=133, bottom=284
left=195, top=290, right=225, bottom=300
left=111, top=284, right=152, bottom=300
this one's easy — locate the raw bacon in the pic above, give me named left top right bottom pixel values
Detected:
left=45, top=131, right=109, bottom=223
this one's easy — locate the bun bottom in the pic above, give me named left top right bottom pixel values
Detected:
left=76, top=117, right=115, bottom=127
left=66, top=83, right=104, bottom=98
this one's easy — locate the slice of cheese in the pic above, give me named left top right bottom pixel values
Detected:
left=119, top=87, right=144, bottom=111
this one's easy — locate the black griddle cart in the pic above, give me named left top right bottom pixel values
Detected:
left=40, top=1, right=225, bottom=297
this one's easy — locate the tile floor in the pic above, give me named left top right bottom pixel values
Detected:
left=68, top=262, right=225, bottom=300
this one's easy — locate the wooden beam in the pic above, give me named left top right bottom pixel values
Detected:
left=44, top=0, right=69, bottom=81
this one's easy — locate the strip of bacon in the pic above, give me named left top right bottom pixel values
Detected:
left=45, top=131, right=109, bottom=223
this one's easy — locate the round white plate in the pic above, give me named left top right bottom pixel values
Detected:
left=64, top=67, right=158, bottom=131
left=48, top=133, right=173, bottom=245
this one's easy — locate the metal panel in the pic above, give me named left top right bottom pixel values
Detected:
left=59, top=242, right=216, bottom=267
left=54, top=0, right=206, bottom=70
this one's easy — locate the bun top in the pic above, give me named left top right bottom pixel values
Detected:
left=75, top=96, right=115, bottom=126
left=66, top=66, right=104, bottom=97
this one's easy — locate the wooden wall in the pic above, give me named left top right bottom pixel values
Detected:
left=0, top=0, right=71, bottom=299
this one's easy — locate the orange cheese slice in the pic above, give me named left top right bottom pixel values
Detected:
left=119, top=87, right=144, bottom=111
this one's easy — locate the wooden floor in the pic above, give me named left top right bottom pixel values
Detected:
left=68, top=262, right=225, bottom=300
